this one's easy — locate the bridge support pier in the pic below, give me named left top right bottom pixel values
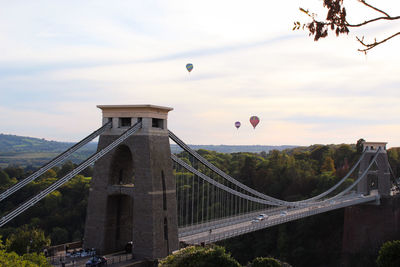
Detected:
left=84, top=105, right=178, bottom=260
left=342, top=195, right=400, bottom=266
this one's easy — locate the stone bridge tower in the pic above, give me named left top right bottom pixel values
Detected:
left=343, top=142, right=398, bottom=265
left=357, top=141, right=391, bottom=197
left=84, top=105, right=179, bottom=260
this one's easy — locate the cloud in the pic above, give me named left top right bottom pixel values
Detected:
left=1, top=0, right=400, bottom=147
left=0, top=104, right=100, bottom=142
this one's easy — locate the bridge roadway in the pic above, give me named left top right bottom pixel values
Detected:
left=179, top=193, right=379, bottom=245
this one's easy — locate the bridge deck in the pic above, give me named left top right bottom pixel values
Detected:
left=179, top=194, right=379, bottom=245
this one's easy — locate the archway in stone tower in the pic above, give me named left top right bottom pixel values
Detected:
left=109, top=145, right=134, bottom=185
left=368, top=161, right=378, bottom=192
left=104, top=194, right=133, bottom=252
left=104, top=145, right=135, bottom=252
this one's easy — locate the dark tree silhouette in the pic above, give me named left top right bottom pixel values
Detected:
left=294, top=0, right=400, bottom=53
left=376, top=240, right=400, bottom=267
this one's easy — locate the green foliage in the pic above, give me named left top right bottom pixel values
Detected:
left=56, top=161, right=75, bottom=178
left=0, top=169, right=16, bottom=190
left=1, top=137, right=398, bottom=266
left=388, top=147, right=400, bottom=180
left=50, top=227, right=69, bottom=245
left=250, top=257, right=282, bottom=267
left=310, top=145, right=331, bottom=165
left=320, top=156, right=335, bottom=173
left=22, top=252, right=51, bottom=267
left=0, top=169, right=10, bottom=184
left=159, top=245, right=241, bottom=267
left=43, top=191, right=62, bottom=213
left=376, top=240, right=400, bottom=267
left=0, top=163, right=91, bottom=246
left=0, top=237, right=50, bottom=266
left=0, top=250, right=37, bottom=267
left=40, top=169, right=57, bottom=179
left=5, top=225, right=50, bottom=255
left=239, top=156, right=258, bottom=187
left=2, top=165, right=25, bottom=180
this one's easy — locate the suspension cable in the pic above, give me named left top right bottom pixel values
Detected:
left=169, top=130, right=366, bottom=207
left=0, top=121, right=112, bottom=202
left=171, top=154, right=281, bottom=206
left=0, top=121, right=141, bottom=227
left=172, top=147, right=382, bottom=210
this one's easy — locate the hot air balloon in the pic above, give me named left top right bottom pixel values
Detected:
left=186, top=63, right=193, bottom=73
left=235, top=121, right=241, bottom=129
left=249, top=116, right=260, bottom=129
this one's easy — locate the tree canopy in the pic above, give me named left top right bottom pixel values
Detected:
left=376, top=240, right=400, bottom=267
left=5, top=225, right=50, bottom=255
left=0, top=237, right=50, bottom=267
left=249, top=257, right=283, bottom=267
left=159, top=245, right=241, bottom=267
left=1, top=140, right=399, bottom=266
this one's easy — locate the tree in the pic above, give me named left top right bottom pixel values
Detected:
left=295, top=0, right=400, bottom=53
left=321, top=156, right=336, bottom=173
left=0, top=169, right=16, bottom=191
left=57, top=161, right=75, bottom=178
left=0, top=250, right=50, bottom=267
left=239, top=156, right=258, bottom=187
left=3, top=165, right=25, bottom=180
left=5, top=226, right=50, bottom=255
left=310, top=145, right=330, bottom=164
left=260, top=151, right=268, bottom=159
left=50, top=227, right=69, bottom=245
left=159, top=245, right=241, bottom=267
left=356, top=138, right=365, bottom=154
left=40, top=169, right=57, bottom=180
left=250, top=257, right=282, bottom=267
left=0, top=237, right=50, bottom=267
left=376, top=240, right=400, bottom=267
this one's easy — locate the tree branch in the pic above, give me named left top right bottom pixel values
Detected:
left=357, top=31, right=400, bottom=53
left=358, top=0, right=390, bottom=17
left=297, top=0, right=400, bottom=52
left=346, top=15, right=400, bottom=27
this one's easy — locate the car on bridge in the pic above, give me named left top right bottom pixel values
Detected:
left=251, top=214, right=269, bottom=223
left=280, top=211, right=288, bottom=217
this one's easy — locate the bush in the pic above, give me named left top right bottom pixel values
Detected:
left=249, top=257, right=282, bottom=267
left=50, top=227, right=69, bottom=245
left=159, top=245, right=241, bottom=267
left=0, top=237, right=50, bottom=266
left=376, top=240, right=400, bottom=267
left=5, top=225, right=50, bottom=255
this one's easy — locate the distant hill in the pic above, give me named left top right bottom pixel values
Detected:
left=170, top=144, right=297, bottom=154
left=0, top=133, right=297, bottom=168
left=0, top=133, right=97, bottom=168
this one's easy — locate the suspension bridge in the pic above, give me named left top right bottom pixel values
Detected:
left=0, top=105, right=398, bottom=261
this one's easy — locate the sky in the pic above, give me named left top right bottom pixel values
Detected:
left=0, top=0, right=399, bottom=147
